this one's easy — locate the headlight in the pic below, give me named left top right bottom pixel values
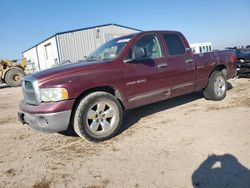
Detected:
left=40, top=88, right=68, bottom=102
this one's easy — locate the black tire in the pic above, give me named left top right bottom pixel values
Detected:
left=73, top=91, right=123, bottom=142
left=203, top=71, right=227, bottom=101
left=4, top=68, right=25, bottom=87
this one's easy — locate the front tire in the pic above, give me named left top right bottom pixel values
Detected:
left=203, top=71, right=227, bottom=101
left=73, top=92, right=123, bottom=142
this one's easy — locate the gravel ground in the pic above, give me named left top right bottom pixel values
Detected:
left=0, top=78, right=250, bottom=188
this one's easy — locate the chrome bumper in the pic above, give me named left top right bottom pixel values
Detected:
left=18, top=110, right=71, bottom=133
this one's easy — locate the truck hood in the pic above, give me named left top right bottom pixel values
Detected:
left=31, top=60, right=106, bottom=83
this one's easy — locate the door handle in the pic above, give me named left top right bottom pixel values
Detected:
left=185, top=59, right=194, bottom=64
left=157, top=63, right=168, bottom=69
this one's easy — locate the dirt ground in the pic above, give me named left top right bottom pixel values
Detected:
left=0, top=78, right=250, bottom=188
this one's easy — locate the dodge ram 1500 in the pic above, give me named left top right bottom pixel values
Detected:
left=18, top=31, right=237, bottom=141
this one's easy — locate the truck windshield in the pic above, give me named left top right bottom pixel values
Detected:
left=86, top=35, right=134, bottom=61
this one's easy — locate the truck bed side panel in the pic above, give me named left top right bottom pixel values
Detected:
left=194, top=50, right=236, bottom=90
left=193, top=53, right=217, bottom=90
left=213, top=50, right=237, bottom=79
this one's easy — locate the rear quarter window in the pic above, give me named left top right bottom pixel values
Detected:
left=163, top=33, right=186, bottom=56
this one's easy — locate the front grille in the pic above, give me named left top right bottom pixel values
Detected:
left=24, top=81, right=33, bottom=90
left=22, top=76, right=40, bottom=105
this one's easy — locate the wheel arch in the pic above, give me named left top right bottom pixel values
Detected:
left=75, top=86, right=125, bottom=108
left=209, top=64, right=227, bottom=78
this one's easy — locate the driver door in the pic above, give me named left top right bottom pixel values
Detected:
left=122, top=33, right=171, bottom=108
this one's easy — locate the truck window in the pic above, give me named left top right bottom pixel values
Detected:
left=87, top=34, right=133, bottom=61
left=125, top=34, right=163, bottom=60
left=163, top=34, right=186, bottom=55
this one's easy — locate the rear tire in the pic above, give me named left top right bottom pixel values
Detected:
left=203, top=71, right=227, bottom=101
left=73, top=92, right=123, bottom=142
left=4, top=68, right=25, bottom=87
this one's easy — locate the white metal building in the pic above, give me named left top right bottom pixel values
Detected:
left=190, top=42, right=212, bottom=54
left=23, top=23, right=141, bottom=72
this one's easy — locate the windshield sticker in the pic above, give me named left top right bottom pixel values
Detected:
left=117, top=38, right=131, bottom=43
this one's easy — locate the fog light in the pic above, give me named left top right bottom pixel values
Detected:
left=37, top=116, right=48, bottom=127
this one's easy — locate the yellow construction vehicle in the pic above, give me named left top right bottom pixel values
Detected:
left=0, top=58, right=27, bottom=87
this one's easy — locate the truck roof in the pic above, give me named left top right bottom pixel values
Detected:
left=138, top=30, right=181, bottom=34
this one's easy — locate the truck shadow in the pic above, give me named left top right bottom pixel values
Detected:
left=118, top=91, right=204, bottom=135
left=227, top=81, right=233, bottom=90
left=192, top=154, right=250, bottom=188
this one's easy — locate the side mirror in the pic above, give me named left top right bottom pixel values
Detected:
left=185, top=48, right=191, bottom=52
left=133, top=47, right=147, bottom=59
left=124, top=47, right=147, bottom=63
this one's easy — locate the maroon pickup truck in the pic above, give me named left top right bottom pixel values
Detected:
left=18, top=31, right=237, bottom=141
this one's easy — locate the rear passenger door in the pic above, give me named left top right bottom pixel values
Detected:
left=161, top=32, right=196, bottom=97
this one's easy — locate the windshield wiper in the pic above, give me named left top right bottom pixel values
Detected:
left=85, top=56, right=102, bottom=61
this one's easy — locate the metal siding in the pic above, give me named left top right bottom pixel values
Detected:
left=36, top=36, right=58, bottom=70
left=23, top=47, right=40, bottom=72
left=57, top=25, right=139, bottom=62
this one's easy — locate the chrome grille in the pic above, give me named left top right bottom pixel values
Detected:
left=22, top=76, right=41, bottom=105
left=24, top=81, right=33, bottom=90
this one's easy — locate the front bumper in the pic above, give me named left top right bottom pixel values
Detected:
left=18, top=110, right=71, bottom=133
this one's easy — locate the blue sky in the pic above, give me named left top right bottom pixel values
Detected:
left=0, top=0, right=250, bottom=59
